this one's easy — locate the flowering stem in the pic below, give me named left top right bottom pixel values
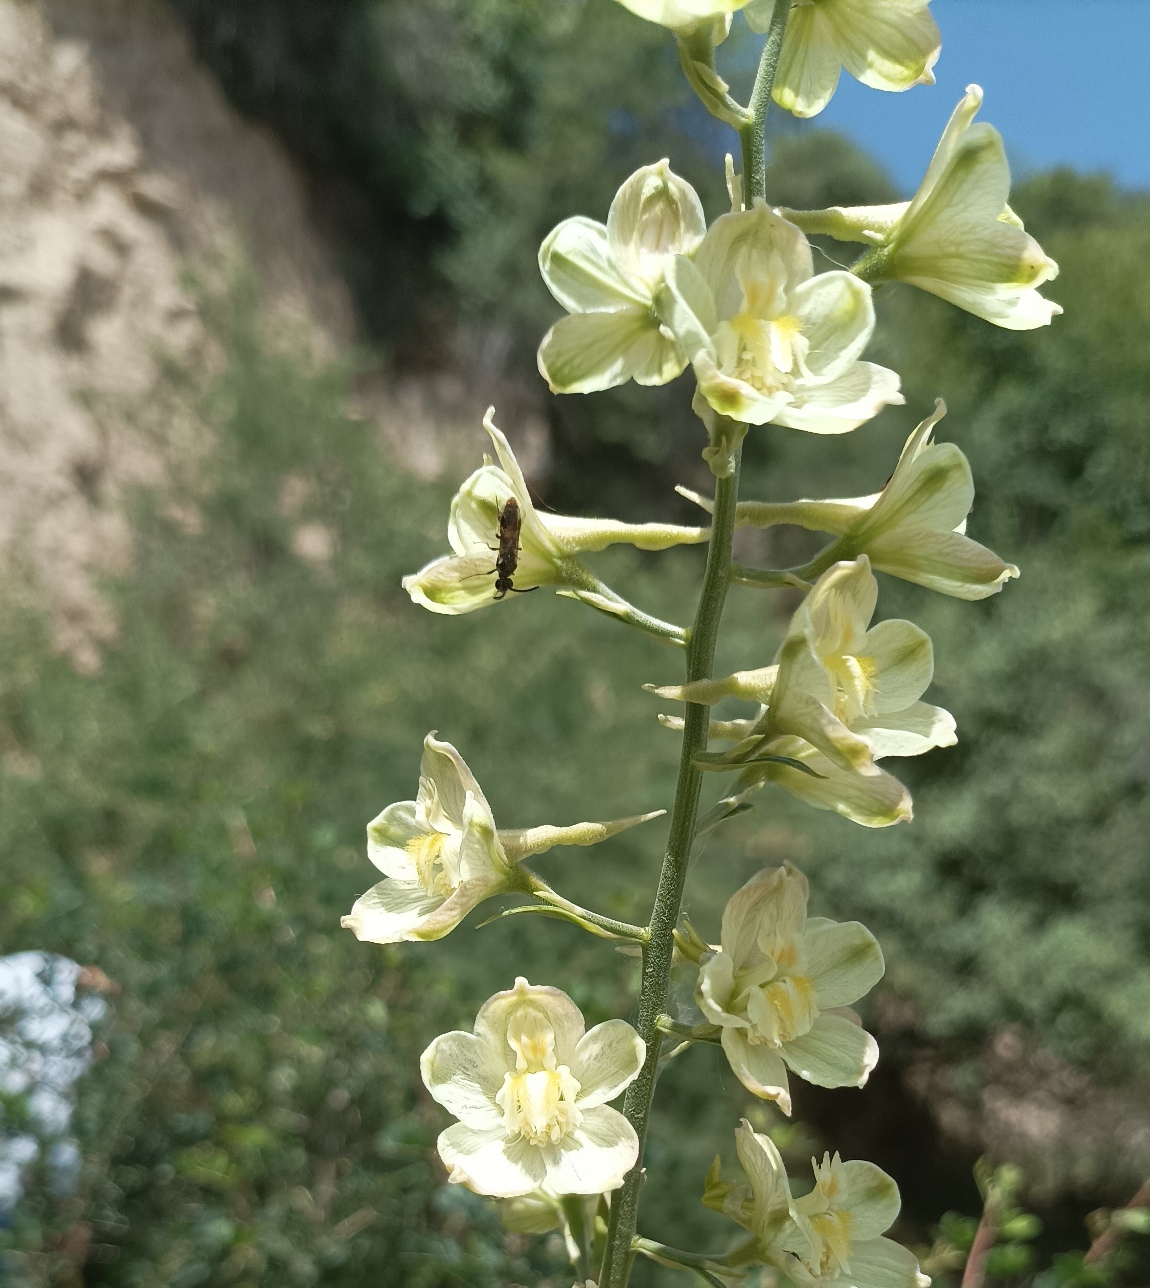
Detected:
left=597, top=25, right=789, bottom=1287
left=738, top=0, right=791, bottom=205
left=598, top=448, right=743, bottom=1287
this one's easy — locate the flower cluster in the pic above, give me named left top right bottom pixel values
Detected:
left=337, top=1, right=1054, bottom=1282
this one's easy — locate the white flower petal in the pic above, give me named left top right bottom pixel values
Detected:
left=863, top=439, right=975, bottom=540
left=829, top=0, right=940, bottom=94
left=789, top=271, right=876, bottom=380
left=402, top=553, right=505, bottom=615
left=366, top=800, right=422, bottom=879
left=457, top=798, right=511, bottom=883
left=805, top=918, right=885, bottom=1009
left=758, top=743, right=913, bottom=828
left=855, top=700, right=956, bottom=759
left=773, top=361, right=903, bottom=435
left=772, top=4, right=843, bottom=118
left=538, top=308, right=682, bottom=394
left=772, top=690, right=875, bottom=773
left=437, top=1122, right=547, bottom=1198
left=838, top=1161, right=902, bottom=1240
left=615, top=0, right=749, bottom=31
left=722, top=865, right=810, bottom=967
left=829, top=1236, right=926, bottom=1288
left=341, top=879, right=444, bottom=944
left=571, top=1020, right=645, bottom=1108
left=798, top=556, right=877, bottom=653
left=780, top=1010, right=878, bottom=1089
left=541, top=1105, right=639, bottom=1195
left=421, top=734, right=493, bottom=830
left=420, top=1030, right=506, bottom=1131
left=697, top=950, right=743, bottom=1027
left=735, top=1121, right=797, bottom=1238
left=539, top=216, right=648, bottom=313
left=607, top=160, right=706, bottom=285
left=862, top=619, right=934, bottom=713
left=721, top=1027, right=793, bottom=1114
left=694, top=204, right=814, bottom=315
left=867, top=528, right=1019, bottom=599
left=474, top=978, right=587, bottom=1071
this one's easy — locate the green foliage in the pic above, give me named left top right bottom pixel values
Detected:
left=726, top=176, right=1150, bottom=1108
left=168, top=0, right=721, bottom=349
left=0, top=276, right=672, bottom=1283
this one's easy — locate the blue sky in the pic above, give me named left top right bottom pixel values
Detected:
left=772, top=0, right=1149, bottom=194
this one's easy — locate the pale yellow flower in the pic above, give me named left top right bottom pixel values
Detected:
left=421, top=978, right=644, bottom=1197
left=648, top=557, right=955, bottom=826
left=782, top=87, right=1061, bottom=329
left=707, top=401, right=1019, bottom=599
left=744, top=0, right=940, bottom=118
left=659, top=203, right=902, bottom=433
left=696, top=865, right=883, bottom=1113
left=402, top=410, right=708, bottom=615
left=538, top=162, right=706, bottom=394
left=341, top=734, right=661, bottom=944
left=708, top=1124, right=929, bottom=1288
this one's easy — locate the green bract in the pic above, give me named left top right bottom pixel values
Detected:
left=709, top=1124, right=929, bottom=1288
left=659, top=202, right=903, bottom=432
left=784, top=87, right=1061, bottom=329
left=696, top=865, right=884, bottom=1113
left=721, top=401, right=1020, bottom=599
left=538, top=161, right=706, bottom=394
left=745, top=0, right=940, bottom=118
left=341, top=733, right=662, bottom=943
left=402, top=409, right=708, bottom=614
left=421, top=978, right=645, bottom=1197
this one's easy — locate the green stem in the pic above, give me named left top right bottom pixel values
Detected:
left=633, top=1237, right=723, bottom=1269
left=730, top=564, right=812, bottom=591
left=528, top=875, right=649, bottom=943
left=656, top=1015, right=723, bottom=1046
left=598, top=451, right=742, bottom=1288
left=558, top=567, right=688, bottom=648
left=562, top=1195, right=593, bottom=1280
left=597, top=24, right=790, bottom=1284
left=738, top=0, right=791, bottom=204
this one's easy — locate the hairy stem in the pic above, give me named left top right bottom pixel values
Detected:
left=597, top=23, right=789, bottom=1284
left=598, top=453, right=742, bottom=1288
left=738, top=0, right=791, bottom=205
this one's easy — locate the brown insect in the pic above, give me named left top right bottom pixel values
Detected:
left=492, top=497, right=537, bottom=600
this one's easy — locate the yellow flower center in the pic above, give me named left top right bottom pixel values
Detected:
left=734, top=942, right=819, bottom=1048
left=497, top=1067, right=583, bottom=1146
left=826, top=652, right=879, bottom=723
left=713, top=256, right=809, bottom=398
left=804, top=1208, right=855, bottom=1278
left=405, top=831, right=455, bottom=898
left=748, top=973, right=818, bottom=1047
left=495, top=1008, right=583, bottom=1146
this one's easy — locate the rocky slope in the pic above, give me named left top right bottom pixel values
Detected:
left=0, top=0, right=353, bottom=668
